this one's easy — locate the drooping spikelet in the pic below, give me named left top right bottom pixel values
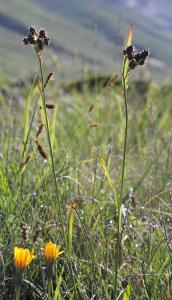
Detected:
left=46, top=103, right=55, bottom=109
left=44, top=72, right=54, bottom=89
left=35, top=140, right=47, bottom=159
left=36, top=122, right=44, bottom=138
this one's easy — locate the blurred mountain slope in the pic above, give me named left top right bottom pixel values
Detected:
left=0, top=0, right=171, bottom=79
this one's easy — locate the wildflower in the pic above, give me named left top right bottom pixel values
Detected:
left=14, top=247, right=35, bottom=271
left=44, top=242, right=64, bottom=290
left=123, top=44, right=150, bottom=71
left=23, top=26, right=50, bottom=53
left=14, top=247, right=35, bottom=300
left=123, top=45, right=135, bottom=60
left=44, top=241, right=64, bottom=263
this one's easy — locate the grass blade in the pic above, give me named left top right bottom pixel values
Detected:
left=67, top=201, right=77, bottom=261
left=122, top=284, right=132, bottom=300
left=99, top=155, right=118, bottom=208
left=123, top=24, right=133, bottom=83
left=125, top=24, right=133, bottom=48
left=54, top=267, right=64, bottom=300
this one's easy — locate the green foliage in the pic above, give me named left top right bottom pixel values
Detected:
left=122, top=284, right=132, bottom=300
left=67, top=204, right=75, bottom=262
left=0, top=64, right=172, bottom=299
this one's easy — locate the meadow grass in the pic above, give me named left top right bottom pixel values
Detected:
left=0, top=28, right=172, bottom=300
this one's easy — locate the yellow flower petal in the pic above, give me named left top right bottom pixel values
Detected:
left=14, top=246, right=35, bottom=270
left=44, top=241, right=64, bottom=263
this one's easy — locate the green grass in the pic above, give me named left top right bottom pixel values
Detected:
left=0, top=33, right=172, bottom=298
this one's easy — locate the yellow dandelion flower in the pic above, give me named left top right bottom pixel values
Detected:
left=44, top=241, right=64, bottom=263
left=14, top=247, right=35, bottom=271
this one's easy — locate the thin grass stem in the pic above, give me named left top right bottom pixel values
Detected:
left=114, top=58, right=128, bottom=299
left=15, top=286, right=21, bottom=300
left=35, top=51, right=67, bottom=247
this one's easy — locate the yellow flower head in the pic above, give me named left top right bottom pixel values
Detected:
left=14, top=247, right=35, bottom=271
left=44, top=241, right=64, bottom=263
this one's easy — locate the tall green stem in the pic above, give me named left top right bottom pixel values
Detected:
left=48, top=278, right=52, bottom=299
left=114, top=61, right=128, bottom=299
left=36, top=51, right=66, bottom=247
left=36, top=51, right=79, bottom=299
left=16, top=287, right=20, bottom=300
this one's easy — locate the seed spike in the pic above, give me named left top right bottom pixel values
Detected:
left=35, top=140, right=47, bottom=159
left=36, top=122, right=44, bottom=138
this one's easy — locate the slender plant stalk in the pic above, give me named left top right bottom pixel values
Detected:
left=35, top=50, right=79, bottom=299
left=35, top=51, right=67, bottom=247
left=66, top=204, right=79, bottom=297
left=36, top=50, right=80, bottom=299
left=15, top=287, right=20, bottom=300
left=114, top=58, right=128, bottom=299
left=48, top=279, right=52, bottom=299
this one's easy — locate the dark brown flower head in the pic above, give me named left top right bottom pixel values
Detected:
left=23, top=26, right=50, bottom=53
left=123, top=45, right=135, bottom=60
left=39, top=29, right=46, bottom=38
left=29, top=26, right=36, bottom=35
left=123, top=45, right=150, bottom=71
left=140, top=49, right=149, bottom=60
left=129, top=60, right=137, bottom=70
left=23, top=37, right=29, bottom=45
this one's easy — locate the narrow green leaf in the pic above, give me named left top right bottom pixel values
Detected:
left=99, top=155, right=118, bottom=208
left=122, top=284, right=132, bottom=300
left=125, top=24, right=133, bottom=48
left=54, top=267, right=64, bottom=300
left=67, top=202, right=76, bottom=261
left=22, top=77, right=37, bottom=158
left=123, top=24, right=133, bottom=84
left=99, top=156, right=113, bottom=189
left=51, top=104, right=58, bottom=150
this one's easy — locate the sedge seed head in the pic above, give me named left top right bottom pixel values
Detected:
left=23, top=26, right=50, bottom=53
left=123, top=44, right=150, bottom=71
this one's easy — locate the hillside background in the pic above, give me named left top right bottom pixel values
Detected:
left=0, top=0, right=172, bottom=81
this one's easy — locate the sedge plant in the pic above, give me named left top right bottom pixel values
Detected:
left=114, top=25, right=149, bottom=299
left=22, top=27, right=66, bottom=247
